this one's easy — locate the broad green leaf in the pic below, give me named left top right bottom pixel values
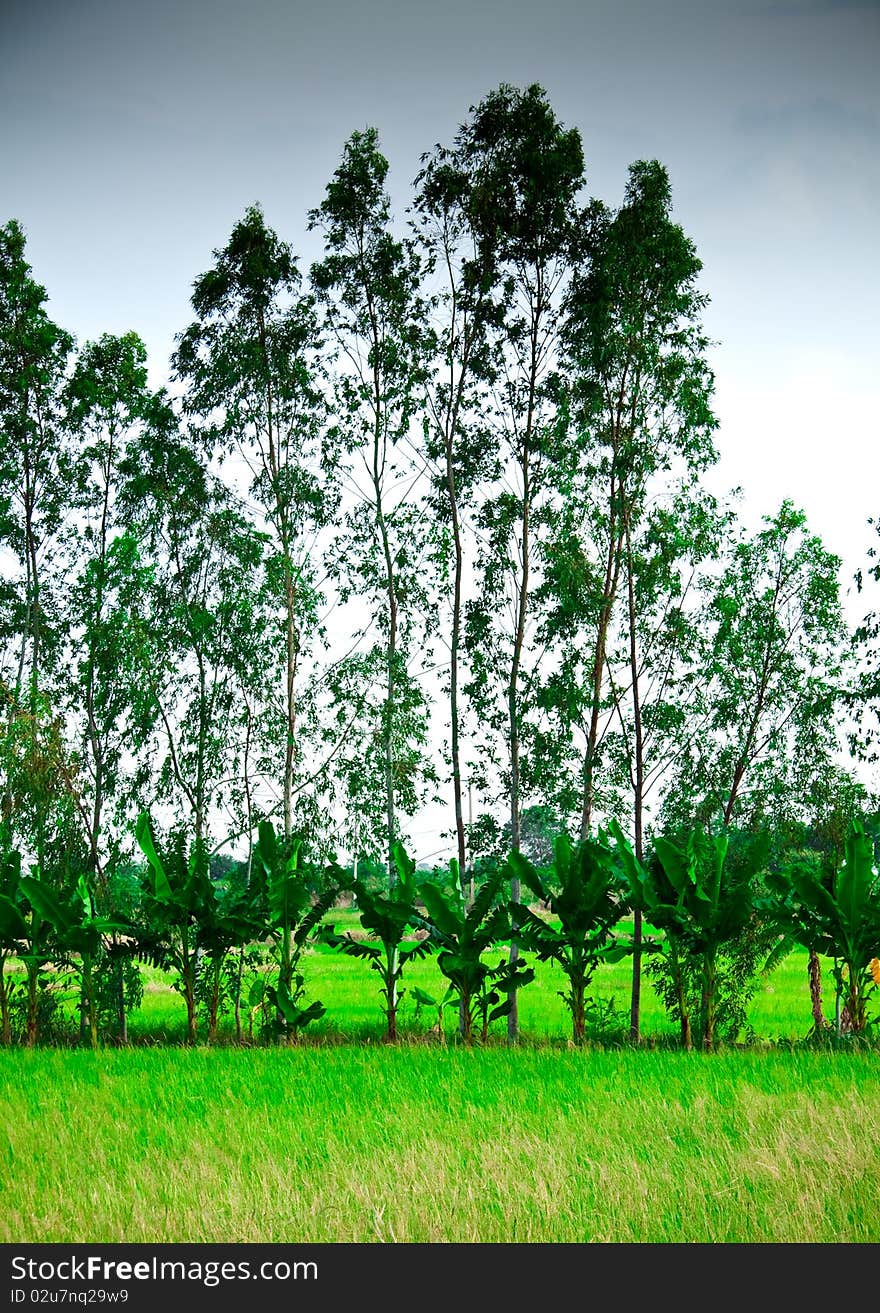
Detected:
left=653, top=836, right=691, bottom=896
left=135, top=811, right=173, bottom=901
left=0, top=894, right=28, bottom=941
left=420, top=880, right=463, bottom=939
left=507, top=850, right=545, bottom=902
left=836, top=820, right=876, bottom=935
left=19, top=877, right=73, bottom=934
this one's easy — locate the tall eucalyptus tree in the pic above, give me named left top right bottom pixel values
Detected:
left=0, top=220, right=75, bottom=705
left=62, top=332, right=156, bottom=884
left=119, top=408, right=265, bottom=848
left=309, top=129, right=435, bottom=880
left=458, top=83, right=584, bottom=1038
left=0, top=220, right=75, bottom=863
left=555, top=161, right=719, bottom=1037
left=174, top=206, right=337, bottom=846
left=411, top=126, right=506, bottom=884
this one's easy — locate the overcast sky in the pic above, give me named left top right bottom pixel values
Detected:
left=3, top=0, right=879, bottom=852
left=4, top=0, right=877, bottom=557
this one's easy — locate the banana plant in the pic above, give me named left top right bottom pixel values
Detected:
left=766, top=819, right=880, bottom=1035
left=0, top=836, right=25, bottom=1044
left=610, top=820, right=693, bottom=1048
left=250, top=819, right=339, bottom=1041
left=18, top=871, right=127, bottom=1048
left=136, top=810, right=215, bottom=1045
left=324, top=841, right=433, bottom=1041
left=0, top=860, right=79, bottom=1048
left=196, top=885, right=263, bottom=1045
left=509, top=832, right=629, bottom=1045
left=611, top=820, right=759, bottom=1049
left=419, top=858, right=534, bottom=1043
left=0, top=830, right=83, bottom=1048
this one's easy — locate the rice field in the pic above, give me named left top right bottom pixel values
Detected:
left=3, top=1045, right=879, bottom=1243
left=3, top=929, right=879, bottom=1244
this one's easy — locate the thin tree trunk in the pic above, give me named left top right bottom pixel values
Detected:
left=580, top=467, right=624, bottom=841
left=386, top=944, right=399, bottom=1041
left=506, top=458, right=530, bottom=1044
left=506, top=294, right=543, bottom=1045
left=207, top=956, right=224, bottom=1045
left=82, top=435, right=115, bottom=890
left=234, top=946, right=244, bottom=1044
left=722, top=558, right=783, bottom=826
left=26, top=964, right=39, bottom=1047
left=460, top=989, right=474, bottom=1044
left=181, top=934, right=197, bottom=1045
left=283, top=554, right=298, bottom=842
left=572, top=977, right=586, bottom=1045
left=625, top=520, right=644, bottom=1042
left=370, top=408, right=398, bottom=889
left=449, top=486, right=467, bottom=884
left=701, top=951, right=717, bottom=1050
left=84, top=962, right=98, bottom=1049
left=670, top=943, right=691, bottom=1050
left=0, top=956, right=11, bottom=1045
left=808, top=949, right=828, bottom=1034
left=385, top=572, right=398, bottom=887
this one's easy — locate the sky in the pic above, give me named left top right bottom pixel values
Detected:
left=2, top=0, right=879, bottom=855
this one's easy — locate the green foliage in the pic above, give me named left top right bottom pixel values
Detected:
left=510, top=832, right=628, bottom=1043
left=419, top=858, right=533, bottom=1042
left=0, top=827, right=108, bottom=1047
left=4, top=971, right=75, bottom=1046
left=22, top=867, right=128, bottom=1047
left=250, top=819, right=338, bottom=1040
left=645, top=916, right=772, bottom=1047
left=135, top=810, right=215, bottom=1044
left=93, top=952, right=143, bottom=1039
left=664, top=501, right=847, bottom=832
left=766, top=818, right=880, bottom=1035
left=612, top=820, right=766, bottom=1048
left=324, top=840, right=433, bottom=1040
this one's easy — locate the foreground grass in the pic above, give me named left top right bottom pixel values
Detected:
left=3, top=1046, right=879, bottom=1243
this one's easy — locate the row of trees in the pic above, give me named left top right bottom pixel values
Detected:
left=2, top=810, right=878, bottom=1050
left=2, top=83, right=878, bottom=1047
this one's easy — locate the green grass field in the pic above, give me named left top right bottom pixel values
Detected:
left=3, top=925, right=880, bottom=1244
left=3, top=1046, right=879, bottom=1242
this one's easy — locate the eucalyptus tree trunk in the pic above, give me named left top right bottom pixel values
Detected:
left=114, top=950, right=128, bottom=1047
left=448, top=462, right=467, bottom=885
left=80, top=419, right=116, bottom=889
left=0, top=956, right=11, bottom=1046
left=506, top=331, right=541, bottom=1046
left=625, top=518, right=645, bottom=1042
left=579, top=464, right=625, bottom=841
left=808, top=949, right=828, bottom=1034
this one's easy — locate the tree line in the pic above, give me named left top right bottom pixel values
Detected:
left=1, top=82, right=879, bottom=1046
left=1, top=809, right=879, bottom=1050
